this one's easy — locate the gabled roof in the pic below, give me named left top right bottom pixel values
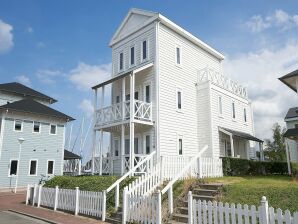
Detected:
left=278, top=69, right=298, bottom=92
left=0, top=82, right=57, bottom=103
left=64, top=150, right=81, bottom=160
left=219, top=127, right=263, bottom=143
left=0, top=99, right=74, bottom=121
left=285, top=107, right=298, bottom=120
left=109, top=8, right=225, bottom=60
left=284, top=128, right=298, bottom=140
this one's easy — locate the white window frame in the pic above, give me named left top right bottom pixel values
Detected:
left=129, top=45, right=135, bottom=67
left=119, top=51, right=124, bottom=72
left=143, top=132, right=152, bottom=155
left=28, top=159, right=38, bottom=176
left=47, top=160, right=55, bottom=175
left=14, top=119, right=23, bottom=132
left=141, top=39, right=149, bottom=63
left=232, top=101, right=236, bottom=121
left=175, top=44, right=182, bottom=67
left=8, top=159, right=18, bottom=177
left=143, top=82, right=152, bottom=103
left=176, top=88, right=183, bottom=112
left=49, top=124, right=57, bottom=135
left=177, top=134, right=183, bottom=155
left=113, top=137, right=120, bottom=157
left=32, top=121, right=41, bottom=134
left=218, top=95, right=223, bottom=117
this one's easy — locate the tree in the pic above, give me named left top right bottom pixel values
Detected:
left=264, top=123, right=286, bottom=162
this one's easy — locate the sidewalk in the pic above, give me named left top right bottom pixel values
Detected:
left=0, top=191, right=106, bottom=224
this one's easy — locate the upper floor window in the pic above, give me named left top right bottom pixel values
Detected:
left=50, top=124, right=57, bottom=135
left=119, top=52, right=124, bottom=71
left=176, top=46, right=181, bottom=65
left=145, top=85, right=151, bottom=103
left=33, top=122, right=40, bottom=133
left=130, top=46, right=135, bottom=66
left=232, top=102, right=236, bottom=119
left=142, top=40, right=147, bottom=61
left=177, top=90, right=182, bottom=110
left=178, top=138, right=183, bottom=155
left=29, top=160, right=37, bottom=176
left=218, top=96, right=223, bottom=115
left=244, top=108, right=247, bottom=123
left=145, top=135, right=151, bottom=154
left=14, top=120, right=22, bottom=132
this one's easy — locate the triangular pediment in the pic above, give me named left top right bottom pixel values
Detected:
left=110, top=9, right=158, bottom=46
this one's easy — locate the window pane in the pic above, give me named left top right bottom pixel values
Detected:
left=134, top=91, right=139, bottom=100
left=142, top=41, right=147, bottom=60
left=10, top=160, right=18, bottom=175
left=130, top=47, right=135, bottom=65
left=177, top=91, right=182, bottom=109
left=50, top=125, right=56, bottom=134
left=116, top=96, right=120, bottom=103
left=134, top=138, right=138, bottom=154
left=176, top=47, right=180, bottom=64
left=47, top=161, right=54, bottom=174
left=125, top=139, right=130, bottom=154
left=114, top=140, right=119, bottom=156
left=219, top=97, right=222, bottom=114
left=120, top=52, right=123, bottom=70
left=33, top=122, right=40, bottom=132
left=15, top=120, right=22, bottom=131
left=30, top=160, right=37, bottom=175
left=232, top=102, right=235, bottom=119
left=145, top=85, right=150, bottom=103
left=146, top=135, right=150, bottom=154
left=179, top=139, right=183, bottom=155
left=244, top=108, right=247, bottom=122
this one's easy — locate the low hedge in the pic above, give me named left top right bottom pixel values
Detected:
left=222, top=157, right=298, bottom=176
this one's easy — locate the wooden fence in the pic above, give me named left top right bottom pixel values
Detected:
left=189, top=192, right=298, bottom=224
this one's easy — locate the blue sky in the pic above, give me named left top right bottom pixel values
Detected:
left=1, top=0, right=298, bottom=159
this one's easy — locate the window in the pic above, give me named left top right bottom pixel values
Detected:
left=130, top=46, right=135, bottom=66
left=145, top=135, right=151, bottom=154
left=14, top=120, right=22, bottom=131
left=244, top=108, right=247, bottom=123
left=134, top=137, right=139, bottom=154
left=178, top=138, right=183, bottom=155
left=145, top=85, right=151, bottom=103
left=33, top=122, right=40, bottom=133
left=50, top=125, right=57, bottom=135
left=177, top=90, right=182, bottom=110
left=116, top=96, right=120, bottom=103
left=232, top=102, right=236, bottom=119
left=47, top=160, right=54, bottom=175
left=119, top=52, right=124, bottom=71
left=114, top=139, right=119, bottom=157
left=125, top=139, right=130, bottom=154
left=29, top=160, right=37, bottom=175
left=218, top=96, right=223, bottom=115
left=9, top=160, right=18, bottom=176
left=142, top=40, right=147, bottom=60
left=176, top=47, right=181, bottom=65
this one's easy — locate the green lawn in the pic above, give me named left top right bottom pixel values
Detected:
left=205, top=176, right=298, bottom=212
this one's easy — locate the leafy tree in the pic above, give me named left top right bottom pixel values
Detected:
left=264, top=123, right=286, bottom=162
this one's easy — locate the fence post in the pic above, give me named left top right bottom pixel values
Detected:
left=198, top=157, right=202, bottom=178
left=75, top=187, right=79, bottom=215
left=54, top=186, right=59, bottom=211
left=122, top=187, right=127, bottom=224
left=260, top=196, right=269, bottom=224
left=32, top=184, right=37, bottom=207
left=37, top=185, right=42, bottom=207
left=26, top=184, right=30, bottom=205
left=102, top=190, right=106, bottom=221
left=168, top=186, right=173, bottom=214
left=115, top=184, right=119, bottom=210
left=188, top=191, right=193, bottom=224
left=157, top=190, right=162, bottom=224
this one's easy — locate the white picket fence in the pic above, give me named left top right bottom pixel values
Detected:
left=189, top=192, right=298, bottom=224
left=27, top=185, right=105, bottom=219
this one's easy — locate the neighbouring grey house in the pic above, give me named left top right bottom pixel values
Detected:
left=0, top=82, right=74, bottom=191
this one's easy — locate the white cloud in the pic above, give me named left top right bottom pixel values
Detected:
left=36, top=41, right=46, bottom=48
left=223, top=41, right=298, bottom=139
left=36, top=69, right=64, bottom=84
left=0, top=19, right=13, bottom=53
left=26, top=26, right=33, bottom=33
left=78, top=99, right=94, bottom=118
left=246, top=9, right=298, bottom=32
left=68, top=62, right=111, bottom=91
left=15, top=75, right=31, bottom=87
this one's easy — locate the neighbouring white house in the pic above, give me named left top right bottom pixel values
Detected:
left=279, top=69, right=298, bottom=164
left=0, top=82, right=76, bottom=191
left=90, top=8, right=263, bottom=175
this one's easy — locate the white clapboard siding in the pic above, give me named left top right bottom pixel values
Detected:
left=39, top=187, right=55, bottom=208
left=57, top=188, right=76, bottom=212
left=79, top=190, right=102, bottom=217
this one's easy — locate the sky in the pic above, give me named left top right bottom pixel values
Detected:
left=0, top=0, right=298, bottom=161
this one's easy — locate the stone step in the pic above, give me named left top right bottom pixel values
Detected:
left=110, top=211, right=122, bottom=219
left=105, top=217, right=122, bottom=224
left=193, top=194, right=216, bottom=201
left=172, top=213, right=188, bottom=223
left=168, top=220, right=187, bottom=224
left=193, top=188, right=218, bottom=196
left=177, top=207, right=188, bottom=215
left=198, top=183, right=223, bottom=190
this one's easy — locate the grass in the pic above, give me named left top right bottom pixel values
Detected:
left=205, top=176, right=298, bottom=212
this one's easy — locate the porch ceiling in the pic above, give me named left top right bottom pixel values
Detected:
left=278, top=69, right=298, bottom=92
left=284, top=128, right=298, bottom=140
left=219, top=127, right=263, bottom=143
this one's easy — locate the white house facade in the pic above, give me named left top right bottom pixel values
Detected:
left=91, top=8, right=262, bottom=175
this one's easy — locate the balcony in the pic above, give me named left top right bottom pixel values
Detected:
left=95, top=100, right=152, bottom=128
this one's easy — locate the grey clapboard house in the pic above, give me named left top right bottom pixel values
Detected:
left=0, top=82, right=74, bottom=191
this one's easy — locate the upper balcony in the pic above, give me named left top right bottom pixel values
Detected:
left=95, top=100, right=153, bottom=128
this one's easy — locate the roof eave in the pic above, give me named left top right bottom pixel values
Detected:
left=278, top=77, right=297, bottom=93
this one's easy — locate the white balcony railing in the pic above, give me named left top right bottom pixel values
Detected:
left=95, top=100, right=152, bottom=127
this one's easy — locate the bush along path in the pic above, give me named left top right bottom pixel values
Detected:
left=168, top=182, right=223, bottom=223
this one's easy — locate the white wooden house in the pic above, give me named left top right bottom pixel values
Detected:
left=91, top=8, right=262, bottom=175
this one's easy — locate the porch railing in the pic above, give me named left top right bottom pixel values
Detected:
left=95, top=100, right=152, bottom=127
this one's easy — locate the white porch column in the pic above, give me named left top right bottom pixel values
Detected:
left=91, top=89, right=98, bottom=175
left=129, top=73, right=135, bottom=172
left=121, top=78, right=126, bottom=174
left=259, top=142, right=264, bottom=161
left=230, top=134, right=235, bottom=157
left=246, top=141, right=250, bottom=159
left=285, top=139, right=292, bottom=175
left=99, top=86, right=105, bottom=175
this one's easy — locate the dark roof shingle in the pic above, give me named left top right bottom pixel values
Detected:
left=0, top=82, right=57, bottom=103
left=64, top=150, right=81, bottom=160
left=285, top=107, right=298, bottom=119
left=0, top=99, right=74, bottom=121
